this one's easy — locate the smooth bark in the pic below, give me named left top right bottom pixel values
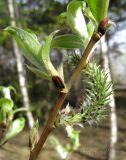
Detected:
left=7, top=0, right=34, bottom=128
left=100, top=36, right=118, bottom=160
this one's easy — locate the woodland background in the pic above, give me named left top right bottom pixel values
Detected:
left=0, top=0, right=126, bottom=160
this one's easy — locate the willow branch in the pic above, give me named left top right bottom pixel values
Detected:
left=29, top=32, right=102, bottom=160
left=67, top=32, right=101, bottom=90
left=29, top=90, right=67, bottom=160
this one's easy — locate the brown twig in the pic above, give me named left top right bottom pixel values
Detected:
left=67, top=32, right=101, bottom=90
left=29, top=90, right=67, bottom=160
left=29, top=32, right=102, bottom=160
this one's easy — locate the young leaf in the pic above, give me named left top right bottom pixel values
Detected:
left=0, top=86, right=16, bottom=98
left=87, top=21, right=94, bottom=39
left=86, top=0, right=109, bottom=23
left=51, top=34, right=84, bottom=49
left=38, top=31, right=59, bottom=76
left=67, top=0, right=88, bottom=40
left=57, top=63, right=64, bottom=82
left=4, top=26, right=44, bottom=70
left=0, top=107, right=6, bottom=122
left=84, top=7, right=97, bottom=27
left=5, top=117, right=25, bottom=140
left=0, top=98, right=14, bottom=112
left=29, top=120, right=39, bottom=150
left=5, top=26, right=51, bottom=78
left=26, top=65, right=51, bottom=80
left=0, top=86, right=4, bottom=92
left=7, top=86, right=16, bottom=95
left=70, top=130, right=80, bottom=150
left=50, top=135, right=68, bottom=159
left=39, top=31, right=58, bottom=60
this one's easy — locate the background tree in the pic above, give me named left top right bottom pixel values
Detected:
left=100, top=36, right=117, bottom=160
left=7, top=0, right=34, bottom=128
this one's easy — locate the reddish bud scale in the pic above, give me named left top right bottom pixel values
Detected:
left=52, top=76, right=65, bottom=89
left=98, top=17, right=109, bottom=35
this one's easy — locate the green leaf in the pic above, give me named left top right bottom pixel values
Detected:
left=0, top=86, right=4, bottom=92
left=25, top=28, right=39, bottom=41
left=4, top=26, right=44, bottom=70
left=2, top=87, right=11, bottom=99
left=58, top=12, right=67, bottom=19
left=26, top=65, right=50, bottom=80
left=5, top=26, right=51, bottom=78
left=0, top=107, right=6, bottom=122
left=0, top=86, right=16, bottom=96
left=84, top=7, right=97, bottom=28
left=13, top=107, right=27, bottom=114
left=0, top=98, right=14, bottom=112
left=38, top=31, right=59, bottom=76
left=87, top=21, right=94, bottom=38
left=5, top=117, right=25, bottom=140
left=51, top=34, right=84, bottom=49
left=57, top=62, right=64, bottom=81
left=29, top=120, right=39, bottom=150
left=86, top=0, right=109, bottom=23
left=8, top=86, right=16, bottom=94
left=71, top=130, right=80, bottom=150
left=39, top=31, right=58, bottom=60
left=50, top=135, right=68, bottom=159
left=67, top=0, right=88, bottom=40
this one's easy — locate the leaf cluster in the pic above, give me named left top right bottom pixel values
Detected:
left=0, top=86, right=25, bottom=145
left=50, top=127, right=80, bottom=159
left=4, top=0, right=114, bottom=85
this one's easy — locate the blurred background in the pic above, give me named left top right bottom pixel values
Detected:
left=0, top=0, right=126, bottom=160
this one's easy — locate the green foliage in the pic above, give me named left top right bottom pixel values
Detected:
left=58, top=62, right=112, bottom=127
left=38, top=31, right=59, bottom=76
left=5, top=117, right=25, bottom=141
left=2, top=1, right=114, bottom=158
left=0, top=98, right=14, bottom=112
left=5, top=26, right=42, bottom=69
left=85, top=0, right=110, bottom=24
left=66, top=52, right=81, bottom=69
left=86, top=20, right=95, bottom=37
left=67, top=127, right=80, bottom=151
left=39, top=31, right=58, bottom=60
left=0, top=86, right=25, bottom=145
left=5, top=26, right=59, bottom=79
left=50, top=126, right=80, bottom=159
left=29, top=120, right=39, bottom=150
left=64, top=0, right=111, bottom=46
left=51, top=34, right=84, bottom=49
left=57, top=0, right=113, bottom=48
left=67, top=0, right=88, bottom=40
left=26, top=65, right=50, bottom=80
left=50, top=135, right=68, bottom=159
left=4, top=0, right=113, bottom=84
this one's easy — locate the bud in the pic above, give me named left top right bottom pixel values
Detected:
left=98, top=17, right=109, bottom=35
left=52, top=76, right=65, bottom=89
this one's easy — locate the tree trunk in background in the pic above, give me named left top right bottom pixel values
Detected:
left=100, top=36, right=118, bottom=160
left=7, top=0, right=34, bottom=128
